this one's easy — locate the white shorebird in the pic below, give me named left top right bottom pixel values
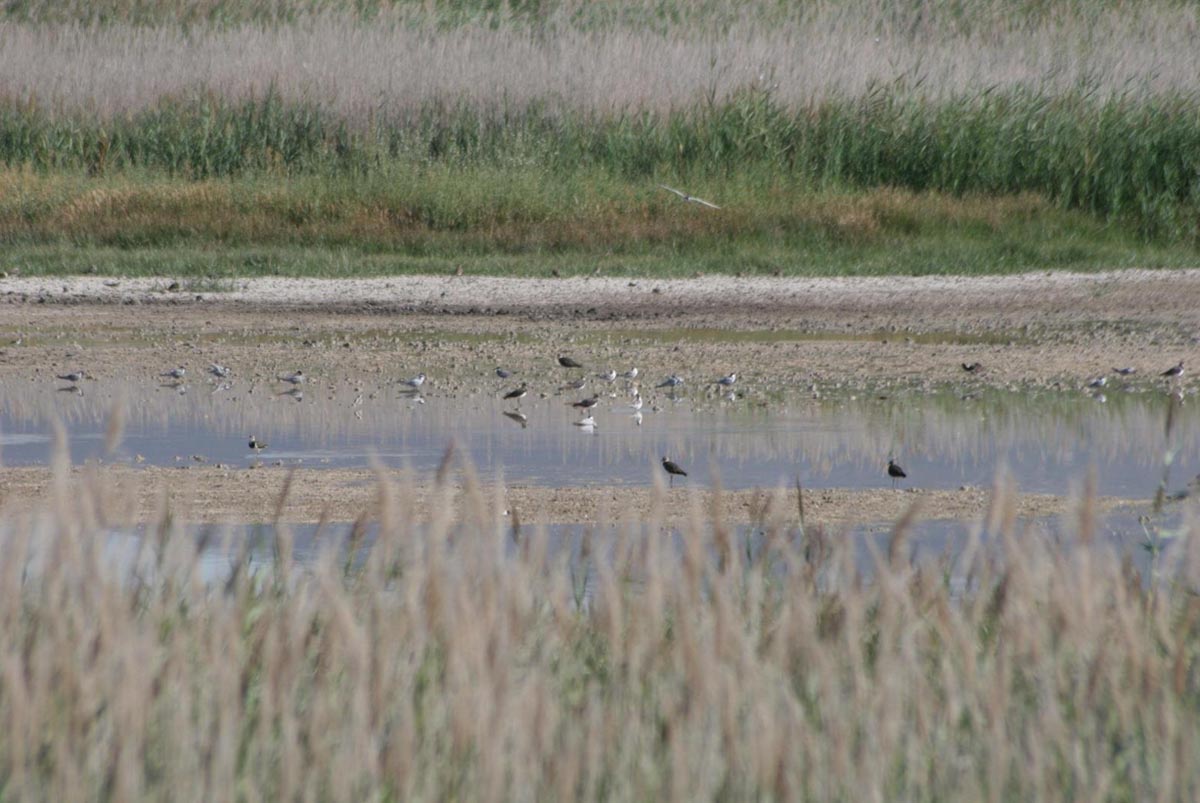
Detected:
left=598, top=369, right=617, bottom=382
left=631, top=393, right=644, bottom=411
left=161, top=366, right=186, bottom=380
left=56, top=371, right=85, bottom=382
left=656, top=374, right=684, bottom=389
left=622, top=367, right=639, bottom=380
left=278, top=371, right=305, bottom=386
left=658, top=184, right=721, bottom=210
left=1087, top=376, right=1108, bottom=389
left=209, top=363, right=231, bottom=378
left=715, top=373, right=737, bottom=387
left=401, top=373, right=427, bottom=389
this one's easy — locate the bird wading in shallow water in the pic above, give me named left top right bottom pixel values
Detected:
left=1162, top=361, right=1185, bottom=379
left=662, top=456, right=688, bottom=487
left=502, top=384, right=528, bottom=404
left=887, top=458, right=907, bottom=489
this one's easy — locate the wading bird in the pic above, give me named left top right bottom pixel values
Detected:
left=401, top=373, right=426, bottom=389
left=278, top=371, right=305, bottom=386
left=622, top=367, right=639, bottom=380
left=1113, top=367, right=1136, bottom=376
left=209, top=363, right=231, bottom=378
left=572, top=397, right=599, bottom=410
left=558, top=356, right=584, bottom=369
left=658, top=184, right=721, bottom=210
left=57, top=371, right=85, bottom=382
left=248, top=436, right=268, bottom=452
left=657, top=375, right=684, bottom=389
left=715, top=373, right=737, bottom=387
left=598, top=369, right=617, bottom=382
left=161, top=366, right=186, bottom=380
left=962, top=362, right=983, bottom=373
left=502, top=385, right=527, bottom=405
left=662, top=456, right=688, bottom=487
left=1087, top=376, right=1108, bottom=389
left=1162, top=361, right=1185, bottom=378
left=496, top=367, right=513, bottom=379
left=887, top=458, right=907, bottom=489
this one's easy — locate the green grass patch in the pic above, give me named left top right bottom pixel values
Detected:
left=0, top=173, right=1194, bottom=278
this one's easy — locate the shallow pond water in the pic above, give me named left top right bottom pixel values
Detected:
left=0, top=375, right=1196, bottom=500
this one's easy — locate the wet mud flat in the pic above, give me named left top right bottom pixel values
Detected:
left=1, top=271, right=1198, bottom=537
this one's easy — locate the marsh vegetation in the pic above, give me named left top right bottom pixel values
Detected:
left=2, top=0, right=1200, bottom=276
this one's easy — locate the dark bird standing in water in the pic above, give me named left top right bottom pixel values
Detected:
left=502, top=385, right=527, bottom=404
left=1162, top=361, right=1185, bottom=378
left=571, top=397, right=599, bottom=409
left=662, top=456, right=688, bottom=487
left=887, top=458, right=907, bottom=489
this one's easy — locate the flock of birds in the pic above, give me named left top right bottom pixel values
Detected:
left=47, top=348, right=1189, bottom=489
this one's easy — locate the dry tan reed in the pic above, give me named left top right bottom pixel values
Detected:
left=1, top=2, right=1198, bottom=120
left=1, top=442, right=1199, bottom=800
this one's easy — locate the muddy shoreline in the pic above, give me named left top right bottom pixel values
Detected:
left=0, top=271, right=1194, bottom=524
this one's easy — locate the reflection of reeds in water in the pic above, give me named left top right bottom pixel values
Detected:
left=3, top=437, right=1200, bottom=799
left=2, top=380, right=1196, bottom=482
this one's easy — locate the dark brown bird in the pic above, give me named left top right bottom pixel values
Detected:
left=887, top=459, right=907, bottom=489
left=1162, top=361, right=1184, bottom=378
left=571, top=397, right=598, bottom=409
left=558, top=356, right=584, bottom=369
left=662, top=456, right=688, bottom=487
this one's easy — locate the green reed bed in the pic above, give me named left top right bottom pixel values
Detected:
left=4, top=89, right=1199, bottom=237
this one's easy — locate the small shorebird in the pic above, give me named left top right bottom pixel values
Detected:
left=622, top=367, right=639, bottom=380
left=502, top=384, right=528, bottom=404
left=598, top=369, right=617, bottom=382
left=161, top=366, right=186, bottom=380
left=558, top=356, right=584, bottom=369
left=1113, top=367, right=1136, bottom=375
left=630, top=393, right=643, bottom=411
left=57, top=371, right=85, bottom=382
left=248, top=436, right=268, bottom=452
left=657, top=375, right=684, bottom=389
left=401, top=373, right=427, bottom=389
left=496, top=367, right=513, bottom=379
left=572, top=397, right=599, bottom=410
left=209, top=363, right=231, bottom=378
left=715, top=373, right=737, bottom=387
left=1087, top=376, right=1108, bottom=389
left=887, top=458, right=907, bottom=489
left=1162, top=361, right=1185, bottom=378
left=661, top=456, right=688, bottom=487
left=962, top=362, right=983, bottom=373
left=278, top=371, right=305, bottom=386
left=560, top=378, right=587, bottom=392
left=658, top=184, right=721, bottom=210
